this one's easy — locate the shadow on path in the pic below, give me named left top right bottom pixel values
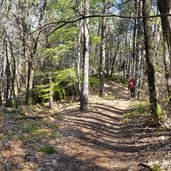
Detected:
left=50, top=98, right=147, bottom=170
left=36, top=82, right=171, bottom=171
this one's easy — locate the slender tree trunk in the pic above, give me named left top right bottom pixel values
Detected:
left=110, top=39, right=120, bottom=76
left=143, top=0, right=160, bottom=125
left=4, top=39, right=12, bottom=107
left=135, top=0, right=143, bottom=98
left=80, top=0, right=89, bottom=110
left=77, top=0, right=83, bottom=94
left=25, top=58, right=32, bottom=104
left=132, top=0, right=138, bottom=77
left=49, top=75, right=53, bottom=108
left=9, top=41, right=18, bottom=108
left=158, top=0, right=171, bottom=103
left=99, top=0, right=109, bottom=97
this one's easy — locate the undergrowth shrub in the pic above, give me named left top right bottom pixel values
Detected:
left=89, top=76, right=99, bottom=87
left=33, top=68, right=77, bottom=103
left=152, top=165, right=162, bottom=171
left=106, top=75, right=127, bottom=84
left=89, top=76, right=100, bottom=94
left=124, top=101, right=164, bottom=124
left=55, top=69, right=77, bottom=97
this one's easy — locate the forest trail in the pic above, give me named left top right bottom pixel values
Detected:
left=0, top=81, right=171, bottom=171
left=53, top=81, right=171, bottom=171
left=53, top=81, right=142, bottom=171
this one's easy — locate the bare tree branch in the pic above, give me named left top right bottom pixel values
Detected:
left=30, top=12, right=171, bottom=36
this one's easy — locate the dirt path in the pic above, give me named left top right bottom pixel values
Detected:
left=52, top=82, right=142, bottom=171
left=51, top=81, right=171, bottom=171
left=57, top=101, right=137, bottom=170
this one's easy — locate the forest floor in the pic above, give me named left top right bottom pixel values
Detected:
left=0, top=81, right=171, bottom=171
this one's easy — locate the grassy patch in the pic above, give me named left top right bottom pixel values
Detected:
left=152, top=165, right=162, bottom=171
left=23, top=122, right=39, bottom=133
left=124, top=101, right=150, bottom=123
left=103, top=95, right=116, bottom=100
left=38, top=146, right=56, bottom=154
left=49, top=131, right=57, bottom=139
left=34, top=128, right=57, bottom=139
left=4, top=109, right=19, bottom=118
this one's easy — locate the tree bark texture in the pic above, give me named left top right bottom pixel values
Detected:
left=143, top=0, right=160, bottom=125
left=135, top=0, right=144, bottom=98
left=99, top=0, right=109, bottom=97
left=80, top=0, right=90, bottom=110
left=158, top=0, right=171, bottom=102
left=77, top=0, right=83, bottom=94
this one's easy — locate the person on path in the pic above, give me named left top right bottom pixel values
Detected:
left=128, top=78, right=136, bottom=97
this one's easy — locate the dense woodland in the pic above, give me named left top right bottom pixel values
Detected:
left=0, top=0, right=171, bottom=124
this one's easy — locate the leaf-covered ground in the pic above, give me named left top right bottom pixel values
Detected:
left=0, top=81, right=171, bottom=171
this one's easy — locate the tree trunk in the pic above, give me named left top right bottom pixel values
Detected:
left=77, top=0, right=83, bottom=94
left=110, top=38, right=120, bottom=76
left=49, top=75, right=53, bottom=108
left=25, top=58, right=32, bottom=104
left=80, top=0, right=90, bottom=110
left=9, top=41, right=18, bottom=108
left=135, top=0, right=143, bottom=98
left=132, top=0, right=138, bottom=77
left=143, top=0, right=160, bottom=125
left=99, top=0, right=109, bottom=97
left=158, top=0, right=171, bottom=103
left=4, top=39, right=12, bottom=107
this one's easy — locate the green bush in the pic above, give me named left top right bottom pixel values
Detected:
left=33, top=68, right=77, bottom=104
left=106, top=75, right=127, bottom=84
left=89, top=76, right=99, bottom=87
left=55, top=68, right=77, bottom=97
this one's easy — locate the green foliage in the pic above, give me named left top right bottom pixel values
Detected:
left=34, top=128, right=57, bottom=139
left=106, top=75, right=127, bottom=84
left=90, top=35, right=101, bottom=44
left=51, top=27, right=78, bottom=43
left=53, top=85, right=65, bottom=101
left=33, top=68, right=77, bottom=103
left=42, top=43, right=74, bottom=64
left=157, top=104, right=162, bottom=117
left=5, top=109, right=18, bottom=115
left=89, top=76, right=100, bottom=87
left=47, top=0, right=74, bottom=18
left=54, top=68, right=77, bottom=96
left=152, top=165, right=162, bottom=171
left=34, top=84, right=50, bottom=103
left=23, top=123, right=39, bottom=133
left=124, top=102, right=150, bottom=123
left=49, top=131, right=57, bottom=139
left=4, top=100, right=13, bottom=108
left=38, top=146, right=56, bottom=154
left=89, top=76, right=100, bottom=94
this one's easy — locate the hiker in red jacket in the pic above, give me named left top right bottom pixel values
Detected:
left=128, top=78, right=136, bottom=97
